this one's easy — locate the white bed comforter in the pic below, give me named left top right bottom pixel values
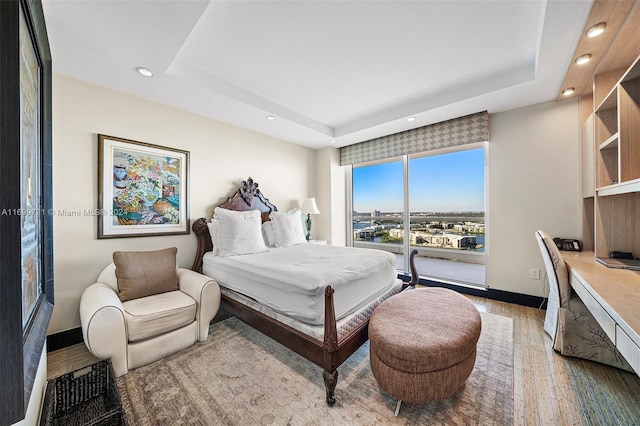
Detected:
left=202, top=243, right=398, bottom=325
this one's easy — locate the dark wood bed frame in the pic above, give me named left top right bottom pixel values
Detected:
left=191, top=178, right=418, bottom=406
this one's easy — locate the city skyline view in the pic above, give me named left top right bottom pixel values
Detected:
left=354, top=211, right=485, bottom=216
left=353, top=148, right=485, bottom=212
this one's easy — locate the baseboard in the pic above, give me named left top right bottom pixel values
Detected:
left=47, top=327, right=84, bottom=352
left=399, top=274, right=547, bottom=309
left=48, top=280, right=546, bottom=352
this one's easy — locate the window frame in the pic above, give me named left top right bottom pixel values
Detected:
left=0, top=0, right=54, bottom=423
left=348, top=142, right=488, bottom=285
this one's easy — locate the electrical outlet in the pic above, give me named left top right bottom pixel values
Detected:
left=530, top=268, right=540, bottom=280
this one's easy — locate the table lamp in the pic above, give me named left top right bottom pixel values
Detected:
left=301, top=197, right=321, bottom=241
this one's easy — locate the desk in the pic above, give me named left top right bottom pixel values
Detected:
left=562, top=251, right=640, bottom=375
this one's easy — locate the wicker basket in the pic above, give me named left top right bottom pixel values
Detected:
left=40, top=359, right=125, bottom=426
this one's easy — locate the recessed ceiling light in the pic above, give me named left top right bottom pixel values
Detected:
left=407, top=117, right=416, bottom=122
left=575, top=54, right=592, bottom=65
left=562, top=87, right=575, bottom=96
left=136, top=67, right=153, bottom=77
left=586, top=22, right=606, bottom=38
left=266, top=115, right=276, bottom=121
left=329, top=139, right=336, bottom=144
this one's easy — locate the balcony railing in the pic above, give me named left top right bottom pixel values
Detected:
left=353, top=241, right=485, bottom=265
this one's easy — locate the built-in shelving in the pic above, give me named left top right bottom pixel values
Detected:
left=596, top=85, right=618, bottom=112
left=596, top=178, right=640, bottom=197
left=581, top=113, right=595, bottom=200
left=599, top=133, right=619, bottom=150
left=594, top=53, right=640, bottom=194
left=591, top=51, right=640, bottom=258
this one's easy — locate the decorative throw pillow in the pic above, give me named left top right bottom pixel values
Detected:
left=113, top=247, right=179, bottom=302
left=270, top=208, right=307, bottom=248
left=262, top=221, right=276, bottom=247
left=212, top=207, right=268, bottom=257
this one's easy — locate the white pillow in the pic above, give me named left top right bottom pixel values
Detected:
left=207, top=221, right=219, bottom=256
left=262, top=221, right=276, bottom=247
left=211, top=208, right=268, bottom=257
left=270, top=208, right=307, bottom=248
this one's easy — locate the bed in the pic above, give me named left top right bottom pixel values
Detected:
left=191, top=178, right=418, bottom=405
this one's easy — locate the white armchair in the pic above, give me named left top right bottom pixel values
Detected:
left=80, top=256, right=220, bottom=377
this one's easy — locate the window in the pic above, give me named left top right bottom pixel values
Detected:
left=351, top=144, right=486, bottom=287
left=352, top=159, right=405, bottom=270
left=0, top=1, right=54, bottom=423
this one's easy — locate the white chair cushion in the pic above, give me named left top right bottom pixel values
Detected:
left=123, top=291, right=196, bottom=343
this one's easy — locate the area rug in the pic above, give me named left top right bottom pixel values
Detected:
left=116, top=312, right=513, bottom=425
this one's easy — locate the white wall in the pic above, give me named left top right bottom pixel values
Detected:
left=50, top=74, right=316, bottom=333
left=315, top=147, right=346, bottom=246
left=487, top=99, right=581, bottom=296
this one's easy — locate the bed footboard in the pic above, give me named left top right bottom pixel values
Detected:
left=191, top=213, right=421, bottom=406
left=191, top=179, right=423, bottom=406
left=323, top=286, right=338, bottom=406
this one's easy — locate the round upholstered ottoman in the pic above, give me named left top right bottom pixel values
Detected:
left=369, top=287, right=481, bottom=410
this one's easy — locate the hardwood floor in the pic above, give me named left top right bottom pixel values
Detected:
left=467, top=295, right=640, bottom=426
left=47, top=297, right=640, bottom=425
left=47, top=342, right=100, bottom=380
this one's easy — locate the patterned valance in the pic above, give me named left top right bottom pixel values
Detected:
left=340, top=111, right=489, bottom=166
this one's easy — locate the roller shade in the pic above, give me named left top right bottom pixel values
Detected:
left=340, top=111, right=489, bottom=166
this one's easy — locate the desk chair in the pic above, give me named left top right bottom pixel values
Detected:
left=535, top=230, right=631, bottom=371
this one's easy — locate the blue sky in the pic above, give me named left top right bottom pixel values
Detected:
left=353, top=148, right=485, bottom=212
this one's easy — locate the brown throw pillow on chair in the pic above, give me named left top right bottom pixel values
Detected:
left=113, top=247, right=179, bottom=302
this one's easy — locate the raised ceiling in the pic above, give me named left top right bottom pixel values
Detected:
left=42, top=0, right=592, bottom=149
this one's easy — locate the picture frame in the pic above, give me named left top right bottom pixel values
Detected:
left=98, top=134, right=190, bottom=238
left=0, top=0, right=54, bottom=423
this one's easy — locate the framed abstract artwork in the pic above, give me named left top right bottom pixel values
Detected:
left=0, top=0, right=54, bottom=423
left=97, top=135, right=190, bottom=238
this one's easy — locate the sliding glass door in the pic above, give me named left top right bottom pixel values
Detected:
left=351, top=144, right=486, bottom=287
left=408, top=147, right=485, bottom=286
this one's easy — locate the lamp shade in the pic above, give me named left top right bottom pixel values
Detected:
left=301, top=197, right=321, bottom=215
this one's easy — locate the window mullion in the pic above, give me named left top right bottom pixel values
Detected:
left=403, top=155, right=410, bottom=274
left=345, top=164, right=353, bottom=247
